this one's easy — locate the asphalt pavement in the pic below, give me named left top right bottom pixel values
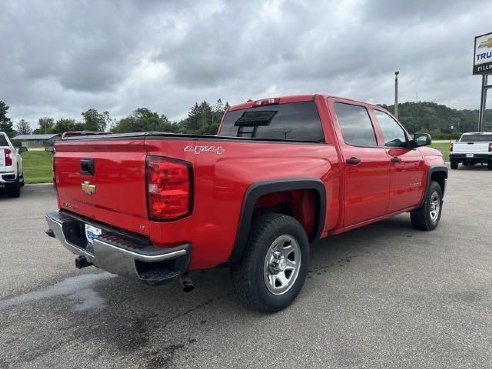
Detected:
left=0, top=167, right=491, bottom=369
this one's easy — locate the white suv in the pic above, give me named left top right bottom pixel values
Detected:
left=0, top=132, right=25, bottom=197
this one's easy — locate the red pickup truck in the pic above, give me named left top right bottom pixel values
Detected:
left=46, top=95, right=447, bottom=312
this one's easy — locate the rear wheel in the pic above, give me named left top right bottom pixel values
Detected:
left=6, top=179, right=21, bottom=198
left=450, top=160, right=458, bottom=169
left=488, top=160, right=492, bottom=170
left=410, top=181, right=442, bottom=231
left=231, top=213, right=309, bottom=313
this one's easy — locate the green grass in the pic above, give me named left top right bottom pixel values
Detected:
left=430, top=142, right=451, bottom=161
left=21, top=150, right=52, bottom=184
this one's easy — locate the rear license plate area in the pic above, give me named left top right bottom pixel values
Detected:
left=85, top=224, right=102, bottom=244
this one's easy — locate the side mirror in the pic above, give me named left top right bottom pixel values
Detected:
left=18, top=146, right=28, bottom=153
left=411, top=133, right=432, bottom=147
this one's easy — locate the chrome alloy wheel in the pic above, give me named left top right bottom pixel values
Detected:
left=264, top=235, right=301, bottom=295
left=429, top=191, right=441, bottom=222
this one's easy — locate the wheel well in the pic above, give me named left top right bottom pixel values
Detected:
left=253, top=189, right=319, bottom=241
left=431, top=171, right=446, bottom=195
left=227, top=178, right=326, bottom=266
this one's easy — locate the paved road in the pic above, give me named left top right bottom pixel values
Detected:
left=1, top=168, right=491, bottom=369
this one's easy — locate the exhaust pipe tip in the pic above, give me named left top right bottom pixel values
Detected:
left=180, top=273, right=194, bottom=292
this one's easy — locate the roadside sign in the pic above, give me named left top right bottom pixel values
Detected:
left=473, top=32, right=492, bottom=74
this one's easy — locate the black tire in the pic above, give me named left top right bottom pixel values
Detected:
left=488, top=161, right=492, bottom=170
left=19, top=173, right=25, bottom=187
left=450, top=160, right=458, bottom=169
left=231, top=213, right=309, bottom=313
left=6, top=179, right=21, bottom=198
left=410, top=181, right=442, bottom=231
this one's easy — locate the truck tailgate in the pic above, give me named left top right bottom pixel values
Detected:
left=452, top=142, right=489, bottom=154
left=54, top=139, right=150, bottom=236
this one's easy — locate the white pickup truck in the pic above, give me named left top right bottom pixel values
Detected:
left=0, top=132, right=26, bottom=197
left=449, top=132, right=492, bottom=170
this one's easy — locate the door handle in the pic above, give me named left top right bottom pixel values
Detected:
left=346, top=157, right=361, bottom=165
left=390, top=157, right=402, bottom=163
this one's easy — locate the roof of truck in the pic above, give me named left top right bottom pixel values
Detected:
left=228, top=94, right=382, bottom=111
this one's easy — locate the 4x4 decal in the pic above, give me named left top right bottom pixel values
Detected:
left=184, top=145, right=224, bottom=155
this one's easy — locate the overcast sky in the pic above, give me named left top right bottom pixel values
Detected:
left=1, top=0, right=491, bottom=129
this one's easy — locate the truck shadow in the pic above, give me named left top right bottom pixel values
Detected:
left=0, top=183, right=54, bottom=200
left=48, top=215, right=421, bottom=365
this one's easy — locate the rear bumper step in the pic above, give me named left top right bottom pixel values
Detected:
left=45, top=211, right=190, bottom=285
left=450, top=153, right=491, bottom=160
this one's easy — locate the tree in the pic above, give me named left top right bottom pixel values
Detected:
left=74, top=122, right=86, bottom=131
left=52, top=118, right=77, bottom=134
left=111, top=108, right=179, bottom=133
left=35, top=117, right=55, bottom=134
left=81, top=109, right=107, bottom=131
left=180, top=101, right=214, bottom=133
left=179, top=100, right=229, bottom=135
left=16, top=119, right=31, bottom=135
left=102, top=111, right=115, bottom=131
left=0, top=100, right=15, bottom=137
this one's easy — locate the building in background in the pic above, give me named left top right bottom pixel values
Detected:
left=11, top=134, right=60, bottom=149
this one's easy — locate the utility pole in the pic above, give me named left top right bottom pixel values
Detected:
left=394, top=71, right=399, bottom=119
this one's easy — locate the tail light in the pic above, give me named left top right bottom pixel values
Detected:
left=449, top=143, right=453, bottom=152
left=489, top=143, right=492, bottom=152
left=4, top=148, right=12, bottom=166
left=146, top=156, right=192, bottom=220
left=52, top=156, right=57, bottom=191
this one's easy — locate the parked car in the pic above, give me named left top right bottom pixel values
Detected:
left=0, top=132, right=26, bottom=197
left=45, top=94, right=447, bottom=312
left=449, top=132, right=492, bottom=169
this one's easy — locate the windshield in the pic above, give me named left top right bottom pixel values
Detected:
left=218, top=101, right=324, bottom=142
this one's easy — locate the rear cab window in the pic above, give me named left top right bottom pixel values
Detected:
left=0, top=135, right=10, bottom=146
left=218, top=101, right=324, bottom=142
left=460, top=134, right=492, bottom=142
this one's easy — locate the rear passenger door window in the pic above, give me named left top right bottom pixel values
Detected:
left=374, top=110, right=407, bottom=147
left=334, top=103, right=377, bottom=146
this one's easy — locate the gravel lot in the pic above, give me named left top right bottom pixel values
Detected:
left=0, top=167, right=491, bottom=369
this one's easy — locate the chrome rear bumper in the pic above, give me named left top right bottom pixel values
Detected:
left=45, top=211, right=190, bottom=284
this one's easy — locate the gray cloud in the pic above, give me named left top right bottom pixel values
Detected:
left=0, top=0, right=490, bottom=130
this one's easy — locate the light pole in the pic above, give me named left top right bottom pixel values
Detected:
left=394, top=71, right=399, bottom=119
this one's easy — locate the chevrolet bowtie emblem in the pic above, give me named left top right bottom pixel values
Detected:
left=81, top=181, right=96, bottom=195
left=478, top=38, right=492, bottom=49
